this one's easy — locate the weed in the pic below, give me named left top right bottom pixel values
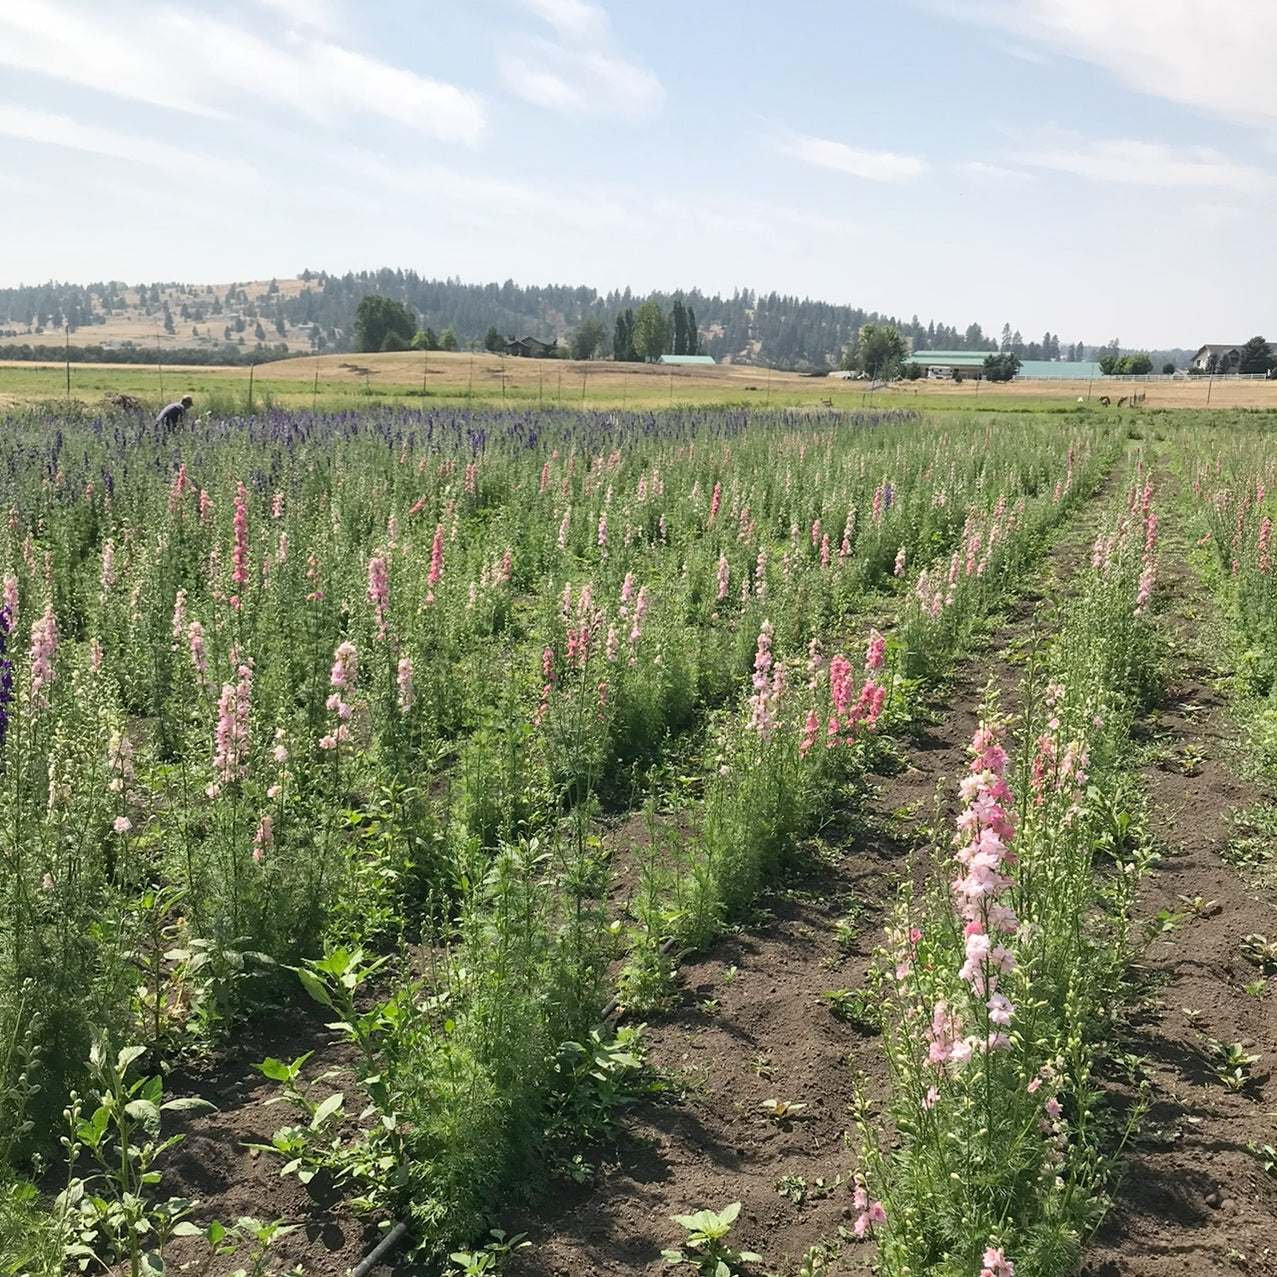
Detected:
left=449, top=1228, right=531, bottom=1275
left=56, top=1037, right=215, bottom=1277
left=776, top=1173, right=807, bottom=1205
left=1176, top=893, right=1220, bottom=918
left=1145, top=907, right=1189, bottom=940
left=662, top=1201, right=760, bottom=1275
left=546, top=1024, right=663, bottom=1177
left=1241, top=933, right=1277, bottom=973
left=1205, top=1040, right=1260, bottom=1093
left=821, top=988, right=880, bottom=1032
left=796, top=1245, right=833, bottom=1277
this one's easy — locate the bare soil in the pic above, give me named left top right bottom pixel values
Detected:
left=1083, top=465, right=1277, bottom=1277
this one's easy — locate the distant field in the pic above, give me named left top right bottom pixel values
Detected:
left=5, top=277, right=317, bottom=353
left=2, top=350, right=1275, bottom=413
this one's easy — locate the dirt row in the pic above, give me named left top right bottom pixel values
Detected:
left=1084, top=460, right=1277, bottom=1277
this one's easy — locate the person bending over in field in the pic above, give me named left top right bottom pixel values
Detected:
left=157, top=395, right=194, bottom=433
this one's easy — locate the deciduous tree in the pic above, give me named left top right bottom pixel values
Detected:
left=569, top=316, right=608, bottom=361
left=1239, top=335, right=1274, bottom=375
left=353, top=294, right=417, bottom=353
left=632, top=300, right=669, bottom=362
left=845, top=323, right=907, bottom=380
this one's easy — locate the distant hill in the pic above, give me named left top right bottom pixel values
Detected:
left=0, top=271, right=1190, bottom=371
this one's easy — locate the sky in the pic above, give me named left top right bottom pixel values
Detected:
left=1, top=0, right=1275, bottom=349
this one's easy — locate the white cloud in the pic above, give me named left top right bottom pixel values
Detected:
left=0, top=0, right=485, bottom=143
left=251, top=0, right=344, bottom=34
left=938, top=0, right=1277, bottom=130
left=955, top=160, right=1034, bottom=182
left=502, top=2, right=662, bottom=118
left=517, top=0, right=609, bottom=42
left=1015, top=134, right=1269, bottom=191
left=784, top=133, right=929, bottom=182
left=498, top=57, right=583, bottom=112
left=0, top=105, right=257, bottom=183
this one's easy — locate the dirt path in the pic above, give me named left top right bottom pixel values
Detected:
left=1083, top=460, right=1277, bottom=1277
left=505, top=470, right=1127, bottom=1277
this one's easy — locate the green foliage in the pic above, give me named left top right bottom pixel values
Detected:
left=613, top=308, right=636, bottom=361
left=1239, top=335, right=1275, bottom=375
left=632, top=299, right=669, bottom=362
left=57, top=1036, right=214, bottom=1277
left=568, top=316, right=609, bottom=361
left=661, top=1201, right=760, bottom=1276
left=1100, top=351, right=1153, bottom=376
left=449, top=1228, right=530, bottom=1275
left=353, top=294, right=417, bottom=354
left=982, top=352, right=1021, bottom=382
left=845, top=323, right=906, bottom=380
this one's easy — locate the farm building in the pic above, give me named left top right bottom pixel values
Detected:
left=657, top=354, right=716, bottom=366
left=906, top=351, right=987, bottom=377
left=505, top=336, right=558, bottom=358
left=1191, top=343, right=1276, bottom=373
left=906, top=351, right=1103, bottom=380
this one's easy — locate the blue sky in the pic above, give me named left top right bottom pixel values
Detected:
left=1, top=0, right=1274, bottom=348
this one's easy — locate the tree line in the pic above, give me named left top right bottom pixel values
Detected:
left=0, top=270, right=1197, bottom=372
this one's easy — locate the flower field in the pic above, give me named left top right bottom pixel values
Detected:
left=0, top=402, right=1274, bottom=1276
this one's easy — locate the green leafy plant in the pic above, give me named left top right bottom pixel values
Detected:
left=1241, top=933, right=1277, bottom=973
left=797, top=1244, right=833, bottom=1277
left=449, top=1228, right=531, bottom=1275
left=170, top=1216, right=299, bottom=1277
left=775, top=1173, right=806, bottom=1205
left=246, top=1054, right=347, bottom=1186
left=1246, top=1141, right=1277, bottom=1177
left=1144, top=907, right=1189, bottom=939
left=56, top=1038, right=214, bottom=1277
left=821, top=987, right=880, bottom=1031
left=545, top=1024, right=662, bottom=1179
left=1205, top=1040, right=1260, bottom=1093
left=661, top=1202, right=760, bottom=1276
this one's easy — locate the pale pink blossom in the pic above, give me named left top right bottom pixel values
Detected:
left=28, top=604, right=59, bottom=712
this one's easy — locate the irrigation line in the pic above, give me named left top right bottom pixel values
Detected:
left=350, top=1220, right=410, bottom=1277
left=349, top=936, right=679, bottom=1272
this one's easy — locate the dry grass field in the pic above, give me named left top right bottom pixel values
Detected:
left=6, top=278, right=317, bottom=353
left=2, top=348, right=1276, bottom=413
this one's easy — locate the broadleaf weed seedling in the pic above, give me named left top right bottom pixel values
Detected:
left=449, top=1228, right=531, bottom=1275
left=1241, top=933, right=1277, bottom=973
left=662, top=1201, right=760, bottom=1276
left=1205, top=1040, right=1261, bottom=1093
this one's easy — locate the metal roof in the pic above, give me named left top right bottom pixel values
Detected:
left=907, top=351, right=988, bottom=366
left=658, top=354, right=716, bottom=365
left=1016, top=361, right=1104, bottom=380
